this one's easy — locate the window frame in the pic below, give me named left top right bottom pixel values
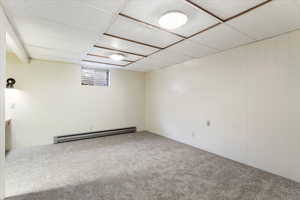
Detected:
left=81, top=66, right=110, bottom=87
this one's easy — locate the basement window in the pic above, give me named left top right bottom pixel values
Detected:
left=81, top=66, right=110, bottom=87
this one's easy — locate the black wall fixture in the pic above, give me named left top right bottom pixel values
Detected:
left=6, top=78, right=16, bottom=89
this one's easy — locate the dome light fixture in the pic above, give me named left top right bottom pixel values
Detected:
left=159, top=11, right=188, bottom=30
left=109, top=53, right=125, bottom=61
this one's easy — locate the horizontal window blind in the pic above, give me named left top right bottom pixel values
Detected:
left=81, top=67, right=110, bottom=86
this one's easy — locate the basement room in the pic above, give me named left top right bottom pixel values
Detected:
left=0, top=0, right=300, bottom=199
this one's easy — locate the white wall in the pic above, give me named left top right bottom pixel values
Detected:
left=5, top=53, right=145, bottom=148
left=0, top=12, right=6, bottom=200
left=1, top=3, right=30, bottom=197
left=145, top=30, right=300, bottom=182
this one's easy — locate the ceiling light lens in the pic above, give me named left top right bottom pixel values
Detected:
left=109, top=54, right=125, bottom=61
left=159, top=11, right=188, bottom=30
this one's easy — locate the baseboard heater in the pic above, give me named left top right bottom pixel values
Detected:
left=54, top=127, right=136, bottom=144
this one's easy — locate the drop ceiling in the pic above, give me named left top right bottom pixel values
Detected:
left=2, top=0, right=300, bottom=72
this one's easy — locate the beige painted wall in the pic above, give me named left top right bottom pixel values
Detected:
left=5, top=54, right=145, bottom=148
left=145, top=30, right=300, bottom=182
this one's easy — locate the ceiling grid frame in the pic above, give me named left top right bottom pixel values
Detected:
left=80, top=0, right=132, bottom=68
left=81, top=59, right=130, bottom=67
left=93, top=45, right=147, bottom=57
left=103, top=33, right=164, bottom=50
left=83, top=0, right=274, bottom=68
left=184, top=0, right=273, bottom=22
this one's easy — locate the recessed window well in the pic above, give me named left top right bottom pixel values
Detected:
left=159, top=11, right=188, bottom=30
left=81, top=67, right=110, bottom=87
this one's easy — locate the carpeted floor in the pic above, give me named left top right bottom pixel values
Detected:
left=5, top=131, right=300, bottom=200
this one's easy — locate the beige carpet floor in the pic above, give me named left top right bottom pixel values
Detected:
left=5, top=131, right=300, bottom=200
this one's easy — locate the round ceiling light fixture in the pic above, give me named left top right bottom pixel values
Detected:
left=109, top=53, right=125, bottom=61
left=159, top=11, right=188, bottom=30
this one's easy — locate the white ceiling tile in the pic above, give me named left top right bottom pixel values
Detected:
left=87, top=47, right=144, bottom=62
left=122, top=0, right=219, bottom=37
left=126, top=66, right=150, bottom=72
left=228, top=0, right=300, bottom=41
left=13, top=17, right=97, bottom=44
left=167, top=39, right=219, bottom=58
left=190, top=24, right=254, bottom=50
left=127, top=57, right=159, bottom=69
left=71, top=0, right=127, bottom=15
left=4, top=0, right=113, bottom=33
left=96, top=35, right=159, bottom=56
left=127, top=60, right=153, bottom=69
left=14, top=17, right=96, bottom=54
left=127, top=62, right=158, bottom=72
left=26, top=45, right=81, bottom=63
left=142, top=49, right=193, bottom=68
left=107, top=16, right=183, bottom=48
left=24, top=38, right=89, bottom=56
left=189, top=0, right=267, bottom=20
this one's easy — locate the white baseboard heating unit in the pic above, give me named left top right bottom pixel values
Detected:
left=54, top=127, right=136, bottom=144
